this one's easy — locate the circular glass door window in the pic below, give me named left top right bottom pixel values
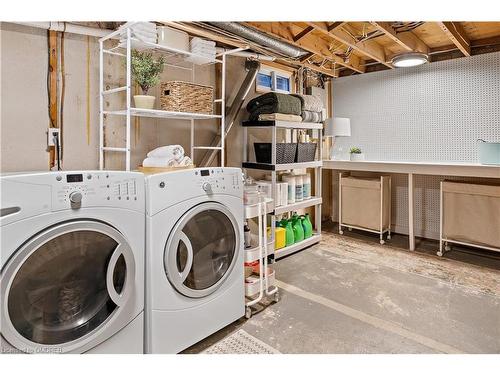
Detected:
left=165, top=203, right=239, bottom=298
left=6, top=228, right=128, bottom=346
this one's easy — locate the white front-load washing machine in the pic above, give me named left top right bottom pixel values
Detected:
left=1, top=171, right=145, bottom=354
left=145, top=167, right=244, bottom=353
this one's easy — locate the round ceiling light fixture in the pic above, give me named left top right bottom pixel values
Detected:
left=392, top=52, right=429, bottom=68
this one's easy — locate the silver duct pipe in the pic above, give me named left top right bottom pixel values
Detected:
left=208, top=22, right=308, bottom=59
left=200, top=59, right=261, bottom=167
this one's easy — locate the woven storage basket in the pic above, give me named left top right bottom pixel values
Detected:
left=254, top=143, right=297, bottom=164
left=160, top=81, right=214, bottom=114
left=295, top=143, right=317, bottom=162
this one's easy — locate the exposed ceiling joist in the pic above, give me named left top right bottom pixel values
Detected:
left=293, top=26, right=314, bottom=42
left=245, top=22, right=365, bottom=74
left=307, top=22, right=393, bottom=68
left=328, top=22, right=345, bottom=31
left=370, top=22, right=429, bottom=55
left=437, top=22, right=471, bottom=56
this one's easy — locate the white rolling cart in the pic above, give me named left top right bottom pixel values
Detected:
left=244, top=197, right=279, bottom=319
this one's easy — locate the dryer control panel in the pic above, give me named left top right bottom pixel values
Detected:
left=146, top=167, right=243, bottom=214
left=51, top=171, right=144, bottom=211
left=192, top=168, right=242, bottom=195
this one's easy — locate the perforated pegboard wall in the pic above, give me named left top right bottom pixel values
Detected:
left=331, top=52, right=500, bottom=239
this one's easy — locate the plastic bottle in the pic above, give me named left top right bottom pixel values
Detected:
left=291, top=213, right=304, bottom=242
left=280, top=218, right=295, bottom=246
left=302, top=173, right=311, bottom=200
left=301, top=214, right=313, bottom=239
left=281, top=174, right=296, bottom=204
left=294, top=174, right=303, bottom=202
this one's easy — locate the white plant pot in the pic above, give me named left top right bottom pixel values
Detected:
left=350, top=153, right=365, bottom=161
left=133, top=95, right=156, bottom=109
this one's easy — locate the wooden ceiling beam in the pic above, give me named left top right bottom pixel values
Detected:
left=328, top=22, right=345, bottom=31
left=244, top=22, right=365, bottom=74
left=370, top=22, right=429, bottom=55
left=437, top=22, right=471, bottom=56
left=293, top=26, right=314, bottom=42
left=307, top=22, right=393, bottom=68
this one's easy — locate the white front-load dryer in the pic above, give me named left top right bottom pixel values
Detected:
left=0, top=171, right=145, bottom=354
left=145, top=167, right=244, bottom=353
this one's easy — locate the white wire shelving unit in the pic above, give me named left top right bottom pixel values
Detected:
left=242, top=120, right=323, bottom=259
left=98, top=23, right=245, bottom=170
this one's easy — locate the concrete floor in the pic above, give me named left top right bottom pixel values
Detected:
left=184, top=223, right=500, bottom=354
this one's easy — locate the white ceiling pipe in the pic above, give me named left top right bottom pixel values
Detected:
left=14, top=22, right=117, bottom=39
left=215, top=47, right=275, bottom=61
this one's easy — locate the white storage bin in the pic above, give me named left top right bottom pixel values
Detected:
left=157, top=26, right=189, bottom=51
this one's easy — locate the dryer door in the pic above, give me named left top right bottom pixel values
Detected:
left=164, top=202, right=240, bottom=298
left=1, top=220, right=136, bottom=353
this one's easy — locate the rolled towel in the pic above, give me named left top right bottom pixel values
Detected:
left=147, top=145, right=184, bottom=160
left=142, top=157, right=177, bottom=168
left=176, top=156, right=193, bottom=166
left=301, top=110, right=323, bottom=123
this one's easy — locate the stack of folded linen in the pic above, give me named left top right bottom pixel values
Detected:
left=291, top=94, right=325, bottom=123
left=246, top=92, right=302, bottom=121
left=119, top=22, right=157, bottom=49
left=142, top=145, right=193, bottom=168
left=186, top=37, right=217, bottom=64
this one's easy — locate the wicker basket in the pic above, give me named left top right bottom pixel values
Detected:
left=160, top=81, right=214, bottom=114
left=295, top=143, right=317, bottom=162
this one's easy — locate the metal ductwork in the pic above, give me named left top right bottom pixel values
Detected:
left=200, top=59, right=261, bottom=167
left=207, top=22, right=308, bottom=59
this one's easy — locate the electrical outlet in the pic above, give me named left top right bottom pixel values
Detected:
left=47, top=128, right=60, bottom=147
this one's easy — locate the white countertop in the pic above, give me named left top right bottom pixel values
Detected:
left=323, top=160, right=500, bottom=178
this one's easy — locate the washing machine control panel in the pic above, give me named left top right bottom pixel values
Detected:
left=51, top=171, right=144, bottom=211
left=193, top=168, right=242, bottom=195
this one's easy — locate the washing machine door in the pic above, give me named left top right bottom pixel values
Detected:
left=164, top=202, right=240, bottom=298
left=1, top=220, right=136, bottom=353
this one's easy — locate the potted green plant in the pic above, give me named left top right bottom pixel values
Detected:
left=130, top=50, right=165, bottom=109
left=349, top=146, right=365, bottom=161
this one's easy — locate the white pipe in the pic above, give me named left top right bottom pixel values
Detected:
left=14, top=22, right=116, bottom=39
left=216, top=47, right=275, bottom=61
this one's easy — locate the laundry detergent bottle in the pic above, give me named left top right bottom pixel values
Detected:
left=280, top=218, right=295, bottom=246
left=301, top=214, right=313, bottom=239
left=291, top=213, right=304, bottom=242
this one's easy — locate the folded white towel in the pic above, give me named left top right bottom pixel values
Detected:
left=142, top=157, right=177, bottom=167
left=147, top=145, right=184, bottom=160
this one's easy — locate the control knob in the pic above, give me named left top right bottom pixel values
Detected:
left=69, top=191, right=83, bottom=205
left=202, top=182, right=213, bottom=193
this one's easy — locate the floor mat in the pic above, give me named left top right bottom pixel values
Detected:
left=202, top=329, right=281, bottom=354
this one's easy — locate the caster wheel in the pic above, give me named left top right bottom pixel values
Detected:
left=245, top=306, right=252, bottom=319
left=339, top=230, right=344, bottom=235
left=379, top=239, right=385, bottom=245
left=348, top=227, right=352, bottom=231
left=437, top=251, right=443, bottom=257
left=273, top=291, right=280, bottom=303
left=445, top=245, right=451, bottom=251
